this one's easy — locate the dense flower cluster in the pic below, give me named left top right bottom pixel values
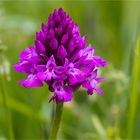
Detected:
left=14, top=8, right=107, bottom=102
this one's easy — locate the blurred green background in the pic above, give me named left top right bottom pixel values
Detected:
left=0, top=0, right=140, bottom=139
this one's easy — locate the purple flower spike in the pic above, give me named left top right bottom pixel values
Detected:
left=14, top=8, right=107, bottom=102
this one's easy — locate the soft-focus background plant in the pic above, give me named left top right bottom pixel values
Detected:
left=0, top=1, right=140, bottom=139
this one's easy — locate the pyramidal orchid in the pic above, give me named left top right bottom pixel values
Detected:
left=13, top=8, right=107, bottom=139
left=14, top=8, right=107, bottom=102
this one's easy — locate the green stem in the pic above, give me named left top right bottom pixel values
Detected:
left=49, top=101, right=63, bottom=140
left=127, top=36, right=140, bottom=138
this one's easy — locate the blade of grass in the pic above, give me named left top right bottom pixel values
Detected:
left=0, top=93, right=46, bottom=123
left=92, top=115, right=108, bottom=140
left=127, top=36, right=140, bottom=138
left=0, top=75, right=14, bottom=139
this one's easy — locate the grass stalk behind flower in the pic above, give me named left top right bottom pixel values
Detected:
left=0, top=93, right=45, bottom=123
left=127, top=36, right=140, bottom=138
left=0, top=74, right=14, bottom=139
left=92, top=115, right=108, bottom=140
